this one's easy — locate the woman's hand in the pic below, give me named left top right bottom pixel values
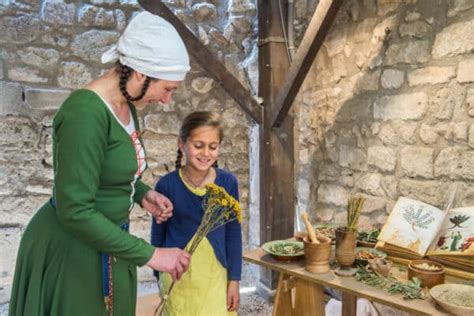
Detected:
left=227, top=280, right=240, bottom=312
left=146, top=248, right=191, bottom=281
left=141, top=191, right=173, bottom=223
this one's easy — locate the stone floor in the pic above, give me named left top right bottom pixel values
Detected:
left=0, top=262, right=273, bottom=316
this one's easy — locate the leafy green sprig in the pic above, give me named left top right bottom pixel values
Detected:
left=355, top=267, right=425, bottom=300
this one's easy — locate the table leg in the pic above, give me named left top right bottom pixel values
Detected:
left=273, top=273, right=293, bottom=316
left=293, top=278, right=325, bottom=316
left=273, top=273, right=325, bottom=316
left=342, top=292, right=357, bottom=316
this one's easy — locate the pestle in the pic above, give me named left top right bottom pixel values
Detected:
left=302, top=212, right=319, bottom=244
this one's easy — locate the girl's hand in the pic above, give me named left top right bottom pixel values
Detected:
left=227, top=280, right=240, bottom=312
left=141, top=191, right=173, bottom=223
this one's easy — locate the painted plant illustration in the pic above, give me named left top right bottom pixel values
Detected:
left=403, top=205, right=436, bottom=232
left=449, top=214, right=470, bottom=228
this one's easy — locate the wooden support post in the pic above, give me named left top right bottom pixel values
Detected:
left=342, top=292, right=357, bottom=316
left=258, top=0, right=295, bottom=292
left=271, top=0, right=343, bottom=128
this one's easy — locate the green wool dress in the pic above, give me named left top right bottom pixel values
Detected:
left=9, top=90, right=155, bottom=316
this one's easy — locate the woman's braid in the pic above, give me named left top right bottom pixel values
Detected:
left=119, top=64, right=151, bottom=102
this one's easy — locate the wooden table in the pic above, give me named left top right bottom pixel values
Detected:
left=244, top=248, right=466, bottom=316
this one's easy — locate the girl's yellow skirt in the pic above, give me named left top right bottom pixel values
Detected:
left=159, top=237, right=237, bottom=316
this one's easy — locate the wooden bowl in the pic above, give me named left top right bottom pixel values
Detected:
left=430, top=284, right=474, bottom=315
left=408, top=260, right=445, bottom=288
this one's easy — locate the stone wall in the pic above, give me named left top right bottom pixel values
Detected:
left=0, top=0, right=258, bottom=303
left=295, top=0, right=474, bottom=231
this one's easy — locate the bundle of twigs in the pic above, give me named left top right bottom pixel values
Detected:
left=347, top=196, right=365, bottom=232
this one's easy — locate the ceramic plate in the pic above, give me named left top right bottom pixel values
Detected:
left=262, top=240, right=304, bottom=261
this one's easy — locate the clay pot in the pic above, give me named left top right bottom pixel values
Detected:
left=366, top=258, right=392, bottom=277
left=303, top=237, right=332, bottom=273
left=408, top=260, right=445, bottom=288
left=335, top=227, right=357, bottom=267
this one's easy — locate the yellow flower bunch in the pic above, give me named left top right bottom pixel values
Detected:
left=204, top=183, right=242, bottom=223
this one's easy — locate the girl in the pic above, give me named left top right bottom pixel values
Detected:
left=151, top=111, right=242, bottom=315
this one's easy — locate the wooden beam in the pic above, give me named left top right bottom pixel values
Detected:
left=138, top=0, right=263, bottom=124
left=258, top=0, right=294, bottom=291
left=271, top=0, right=343, bottom=128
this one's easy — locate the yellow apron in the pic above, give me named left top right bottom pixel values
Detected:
left=159, top=171, right=237, bottom=316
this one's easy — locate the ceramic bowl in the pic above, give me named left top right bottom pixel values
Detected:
left=430, top=284, right=474, bottom=315
left=261, top=240, right=304, bottom=261
left=354, top=247, right=387, bottom=267
left=408, top=259, right=445, bottom=288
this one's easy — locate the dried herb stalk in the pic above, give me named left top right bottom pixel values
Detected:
left=347, top=196, right=365, bottom=232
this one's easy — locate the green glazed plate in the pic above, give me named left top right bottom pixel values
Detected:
left=262, top=240, right=304, bottom=261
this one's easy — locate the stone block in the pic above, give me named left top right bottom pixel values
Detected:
left=454, top=122, right=468, bottom=141
left=8, top=67, right=48, bottom=83
left=381, top=69, right=404, bottom=89
left=191, top=77, right=214, bottom=94
left=40, top=1, right=76, bottom=25
left=384, top=40, right=430, bottom=65
left=71, top=30, right=119, bottom=62
left=408, top=66, right=455, bottom=87
left=360, top=195, right=386, bottom=214
left=368, top=146, right=396, bottom=172
left=405, top=12, right=421, bottom=22
left=0, top=61, right=3, bottom=80
left=0, top=81, right=24, bottom=116
left=378, top=124, right=398, bottom=145
left=419, top=124, right=438, bottom=144
left=339, top=144, right=368, bottom=171
left=457, top=58, right=474, bottom=83
left=324, top=28, right=347, bottom=57
left=144, top=113, right=180, bottom=135
left=143, top=136, right=178, bottom=166
left=317, top=184, right=348, bottom=207
left=227, top=0, right=256, bottom=15
left=399, top=21, right=431, bottom=38
left=17, top=47, right=60, bottom=70
left=377, top=0, right=403, bottom=16
left=374, top=92, right=428, bottom=121
left=447, top=0, right=474, bottom=17
left=58, top=61, right=92, bottom=89
left=381, top=176, right=397, bottom=199
left=398, top=122, right=417, bottom=144
left=433, top=20, right=474, bottom=59
left=399, top=179, right=448, bottom=207
left=435, top=146, right=474, bottom=180
left=356, top=173, right=384, bottom=195
left=115, top=9, right=126, bottom=31
left=192, top=3, right=216, bottom=22
left=0, top=14, right=41, bottom=44
left=400, top=146, right=434, bottom=178
left=25, top=88, right=70, bottom=111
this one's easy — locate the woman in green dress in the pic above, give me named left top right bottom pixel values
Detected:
left=9, top=12, right=191, bottom=316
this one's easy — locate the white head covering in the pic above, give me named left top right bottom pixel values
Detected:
left=101, top=11, right=190, bottom=81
